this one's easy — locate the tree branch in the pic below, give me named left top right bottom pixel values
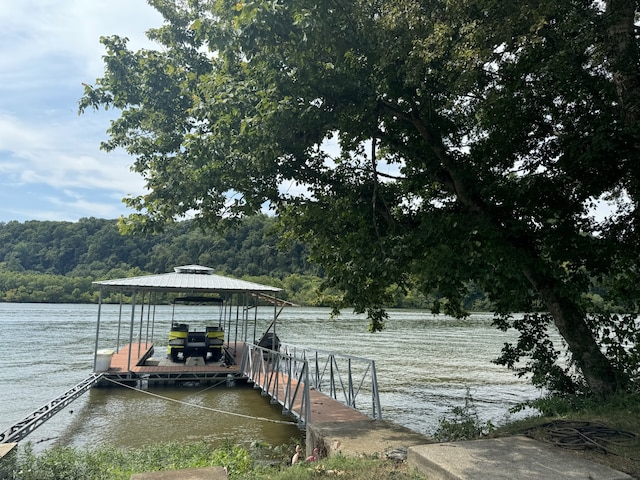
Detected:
left=379, top=98, right=485, bottom=215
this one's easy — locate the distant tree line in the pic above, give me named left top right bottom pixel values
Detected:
left=0, top=217, right=613, bottom=312
left=0, top=215, right=432, bottom=306
left=0, top=215, right=310, bottom=277
left=0, top=215, right=323, bottom=304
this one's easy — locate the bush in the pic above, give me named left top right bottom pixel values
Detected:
left=434, top=388, right=495, bottom=442
left=12, top=441, right=253, bottom=480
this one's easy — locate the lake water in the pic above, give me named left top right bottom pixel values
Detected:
left=0, top=303, right=543, bottom=452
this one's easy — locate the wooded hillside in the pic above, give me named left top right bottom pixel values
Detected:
left=0, top=215, right=329, bottom=304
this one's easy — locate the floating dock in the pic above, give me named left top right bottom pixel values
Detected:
left=1, top=265, right=393, bottom=457
left=97, top=341, right=248, bottom=385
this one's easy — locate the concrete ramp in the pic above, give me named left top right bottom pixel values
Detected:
left=408, top=436, right=631, bottom=480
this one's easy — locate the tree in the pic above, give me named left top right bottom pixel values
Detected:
left=80, top=0, right=640, bottom=398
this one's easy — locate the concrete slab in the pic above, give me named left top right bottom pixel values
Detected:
left=0, top=444, right=17, bottom=458
left=408, top=436, right=632, bottom=480
left=307, top=419, right=432, bottom=459
left=0, top=443, right=18, bottom=480
left=130, top=466, right=227, bottom=480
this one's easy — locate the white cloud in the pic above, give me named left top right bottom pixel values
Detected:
left=0, top=1, right=163, bottom=79
left=0, top=113, right=145, bottom=192
left=0, top=0, right=162, bottom=222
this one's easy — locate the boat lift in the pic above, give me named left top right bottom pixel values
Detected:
left=1, top=266, right=289, bottom=444
left=92, top=264, right=286, bottom=374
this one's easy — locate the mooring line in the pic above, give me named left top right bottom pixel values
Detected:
left=103, top=377, right=298, bottom=425
left=194, top=378, right=227, bottom=394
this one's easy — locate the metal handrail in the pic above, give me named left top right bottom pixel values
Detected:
left=242, top=343, right=383, bottom=426
left=279, top=343, right=383, bottom=420
left=242, top=344, right=311, bottom=427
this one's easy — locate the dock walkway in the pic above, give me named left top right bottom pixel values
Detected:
left=250, top=368, right=369, bottom=424
left=246, top=351, right=432, bottom=458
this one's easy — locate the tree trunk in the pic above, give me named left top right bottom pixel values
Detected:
left=605, top=0, right=640, bottom=126
left=522, top=266, right=621, bottom=398
left=403, top=79, right=625, bottom=399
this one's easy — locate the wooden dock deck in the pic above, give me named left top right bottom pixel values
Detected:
left=103, top=342, right=248, bottom=384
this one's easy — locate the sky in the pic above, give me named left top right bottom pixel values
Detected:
left=0, top=1, right=165, bottom=223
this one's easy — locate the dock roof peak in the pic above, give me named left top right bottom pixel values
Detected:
left=174, top=264, right=214, bottom=274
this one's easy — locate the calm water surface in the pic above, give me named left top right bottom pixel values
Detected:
left=0, top=303, right=542, bottom=451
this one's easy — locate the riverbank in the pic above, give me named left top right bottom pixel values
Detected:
left=7, top=393, right=640, bottom=479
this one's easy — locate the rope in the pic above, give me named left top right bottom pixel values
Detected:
left=525, top=420, right=639, bottom=459
left=194, top=379, right=227, bottom=394
left=103, top=377, right=298, bottom=426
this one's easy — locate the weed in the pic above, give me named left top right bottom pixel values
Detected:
left=434, top=388, right=495, bottom=441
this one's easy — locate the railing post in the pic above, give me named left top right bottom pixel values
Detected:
left=261, top=348, right=270, bottom=396
left=330, top=356, right=336, bottom=399
left=348, top=357, right=354, bottom=408
left=271, top=351, right=280, bottom=404
left=315, top=351, right=320, bottom=389
left=303, top=360, right=311, bottom=427
left=370, top=360, right=382, bottom=419
left=284, top=354, right=292, bottom=413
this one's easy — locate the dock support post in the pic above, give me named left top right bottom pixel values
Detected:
left=93, top=289, right=103, bottom=371
left=127, top=291, right=137, bottom=372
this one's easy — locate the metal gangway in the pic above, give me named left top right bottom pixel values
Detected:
left=280, top=343, right=383, bottom=419
left=242, top=342, right=382, bottom=427
left=0, top=373, right=105, bottom=444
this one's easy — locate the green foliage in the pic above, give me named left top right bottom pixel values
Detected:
left=11, top=441, right=427, bottom=480
left=79, top=0, right=640, bottom=398
left=13, top=441, right=252, bottom=480
left=0, top=215, right=314, bottom=280
left=433, top=388, right=495, bottom=442
left=0, top=216, right=321, bottom=304
left=493, top=313, right=585, bottom=395
left=513, top=391, right=640, bottom=423
left=587, top=313, right=640, bottom=391
left=493, top=311, right=640, bottom=397
left=0, top=217, right=495, bottom=308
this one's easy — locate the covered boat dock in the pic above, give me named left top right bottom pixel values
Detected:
left=1, top=265, right=384, bottom=445
left=92, top=264, right=287, bottom=385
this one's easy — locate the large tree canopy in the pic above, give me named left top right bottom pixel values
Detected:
left=81, top=0, right=640, bottom=398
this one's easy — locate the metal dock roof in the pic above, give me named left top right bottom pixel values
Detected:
left=93, top=264, right=282, bottom=294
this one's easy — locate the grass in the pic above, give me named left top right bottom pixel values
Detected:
left=7, top=439, right=427, bottom=480
left=6, top=392, right=640, bottom=479
left=238, top=455, right=427, bottom=480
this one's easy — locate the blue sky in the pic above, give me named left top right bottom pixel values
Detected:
left=0, top=1, right=164, bottom=223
